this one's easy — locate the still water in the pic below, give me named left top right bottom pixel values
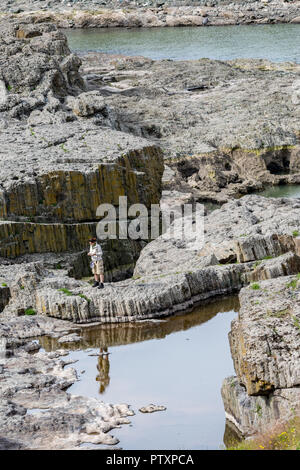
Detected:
left=40, top=296, right=239, bottom=450
left=260, top=184, right=300, bottom=199
left=65, top=24, right=300, bottom=63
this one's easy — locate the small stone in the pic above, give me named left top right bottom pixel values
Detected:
left=139, top=404, right=167, bottom=413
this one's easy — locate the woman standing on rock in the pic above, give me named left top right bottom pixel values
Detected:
left=88, top=237, right=104, bottom=289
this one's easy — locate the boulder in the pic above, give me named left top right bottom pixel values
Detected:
left=229, top=276, right=300, bottom=396
left=71, top=91, right=106, bottom=117
left=0, top=22, right=85, bottom=118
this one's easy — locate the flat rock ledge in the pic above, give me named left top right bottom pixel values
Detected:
left=78, top=51, right=300, bottom=203
left=2, top=195, right=300, bottom=323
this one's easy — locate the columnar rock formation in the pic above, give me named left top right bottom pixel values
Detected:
left=2, top=195, right=300, bottom=324
left=0, top=121, right=163, bottom=253
left=222, top=375, right=300, bottom=439
left=231, top=277, right=300, bottom=395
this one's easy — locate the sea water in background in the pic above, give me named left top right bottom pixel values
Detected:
left=65, top=24, right=300, bottom=63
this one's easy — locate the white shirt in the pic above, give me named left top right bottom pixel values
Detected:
left=89, top=243, right=103, bottom=263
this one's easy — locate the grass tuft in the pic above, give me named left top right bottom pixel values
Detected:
left=286, top=279, right=298, bottom=290
left=58, top=288, right=73, bottom=296
left=25, top=308, right=36, bottom=316
left=228, top=417, right=300, bottom=450
left=250, top=283, right=260, bottom=290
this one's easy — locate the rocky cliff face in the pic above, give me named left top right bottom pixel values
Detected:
left=0, top=123, right=162, bottom=223
left=0, top=21, right=164, bottom=280
left=231, top=276, right=300, bottom=396
left=1, top=16, right=300, bottom=449
left=222, top=375, right=300, bottom=438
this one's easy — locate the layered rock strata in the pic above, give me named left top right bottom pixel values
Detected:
left=38, top=295, right=240, bottom=351
left=2, top=196, right=300, bottom=323
left=222, top=376, right=300, bottom=438
left=0, top=22, right=164, bottom=279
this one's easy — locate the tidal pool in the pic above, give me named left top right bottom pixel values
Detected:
left=40, top=296, right=239, bottom=450
left=65, top=24, right=300, bottom=63
left=260, top=184, right=300, bottom=199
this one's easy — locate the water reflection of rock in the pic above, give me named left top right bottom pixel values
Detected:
left=39, top=295, right=239, bottom=352
left=96, top=348, right=110, bottom=394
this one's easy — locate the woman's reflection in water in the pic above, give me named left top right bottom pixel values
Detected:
left=96, top=347, right=110, bottom=394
